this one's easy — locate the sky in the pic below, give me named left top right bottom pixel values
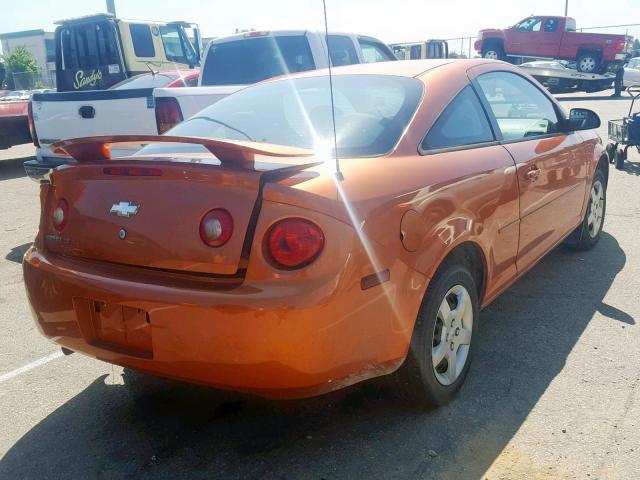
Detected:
left=0, top=0, right=638, bottom=52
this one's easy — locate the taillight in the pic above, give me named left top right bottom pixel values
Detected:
left=199, top=209, right=233, bottom=247
left=52, top=198, right=69, bottom=231
left=103, top=166, right=162, bottom=176
left=615, top=39, right=625, bottom=51
left=264, top=218, right=324, bottom=270
left=155, top=97, right=183, bottom=134
left=27, top=101, right=39, bottom=147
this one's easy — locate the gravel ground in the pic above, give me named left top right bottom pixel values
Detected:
left=0, top=91, right=638, bottom=480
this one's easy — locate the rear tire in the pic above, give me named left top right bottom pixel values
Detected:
left=393, top=264, right=479, bottom=408
left=569, top=169, right=607, bottom=250
left=576, top=52, right=601, bottom=73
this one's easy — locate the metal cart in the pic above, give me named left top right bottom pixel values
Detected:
left=607, top=86, right=640, bottom=170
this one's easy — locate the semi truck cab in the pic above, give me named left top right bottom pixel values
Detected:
left=54, top=14, right=201, bottom=91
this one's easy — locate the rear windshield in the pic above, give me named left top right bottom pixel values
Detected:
left=110, top=73, right=177, bottom=90
left=140, top=74, right=423, bottom=158
left=201, top=35, right=316, bottom=86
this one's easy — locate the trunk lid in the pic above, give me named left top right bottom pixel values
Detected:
left=43, top=155, right=315, bottom=276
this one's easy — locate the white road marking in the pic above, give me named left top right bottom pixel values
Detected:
left=0, top=351, right=64, bottom=384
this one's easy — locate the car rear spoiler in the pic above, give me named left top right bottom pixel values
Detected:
left=51, top=135, right=316, bottom=168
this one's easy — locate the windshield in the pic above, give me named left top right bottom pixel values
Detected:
left=201, top=35, right=316, bottom=86
left=110, top=73, right=178, bottom=90
left=160, top=24, right=199, bottom=65
left=139, top=74, right=423, bottom=158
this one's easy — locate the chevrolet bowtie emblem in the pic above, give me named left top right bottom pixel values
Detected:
left=110, top=201, right=140, bottom=218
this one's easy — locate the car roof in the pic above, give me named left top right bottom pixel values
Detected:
left=276, top=59, right=495, bottom=81
left=209, top=30, right=383, bottom=45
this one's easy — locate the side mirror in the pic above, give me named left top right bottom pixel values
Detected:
left=568, top=108, right=601, bottom=131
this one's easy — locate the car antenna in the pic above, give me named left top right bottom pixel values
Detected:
left=144, top=62, right=157, bottom=78
left=322, top=0, right=343, bottom=181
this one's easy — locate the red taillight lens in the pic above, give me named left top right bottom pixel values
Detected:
left=615, top=39, right=625, bottom=51
left=199, top=209, right=233, bottom=247
left=52, top=199, right=69, bottom=231
left=265, top=218, right=324, bottom=269
left=27, top=101, right=39, bottom=147
left=155, top=97, right=183, bottom=134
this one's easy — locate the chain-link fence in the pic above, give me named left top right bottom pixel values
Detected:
left=444, top=36, right=477, bottom=59
left=10, top=71, right=55, bottom=90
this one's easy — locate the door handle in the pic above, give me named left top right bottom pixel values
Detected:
left=524, top=166, right=540, bottom=181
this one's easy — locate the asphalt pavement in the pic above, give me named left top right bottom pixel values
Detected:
left=0, top=91, right=639, bottom=479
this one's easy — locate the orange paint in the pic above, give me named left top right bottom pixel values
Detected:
left=23, top=60, right=604, bottom=398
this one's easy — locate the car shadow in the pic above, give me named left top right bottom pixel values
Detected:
left=5, top=242, right=32, bottom=264
left=555, top=95, right=632, bottom=102
left=0, top=158, right=29, bottom=181
left=618, top=159, right=640, bottom=176
left=0, top=233, right=629, bottom=480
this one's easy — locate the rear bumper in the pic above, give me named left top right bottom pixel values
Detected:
left=23, top=247, right=425, bottom=398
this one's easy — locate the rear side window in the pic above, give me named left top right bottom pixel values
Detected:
left=327, top=35, right=359, bottom=66
left=129, top=24, right=155, bottom=58
left=476, top=71, right=560, bottom=141
left=201, top=35, right=315, bottom=86
left=59, top=22, right=120, bottom=69
left=358, top=37, right=396, bottom=63
left=422, top=85, right=494, bottom=151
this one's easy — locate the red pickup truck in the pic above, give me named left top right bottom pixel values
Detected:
left=0, top=100, right=30, bottom=150
left=475, top=16, right=631, bottom=73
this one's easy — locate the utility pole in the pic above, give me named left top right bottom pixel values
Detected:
left=106, top=0, right=116, bottom=16
left=564, top=0, right=568, bottom=16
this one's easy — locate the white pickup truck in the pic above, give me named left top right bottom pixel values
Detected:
left=26, top=30, right=396, bottom=180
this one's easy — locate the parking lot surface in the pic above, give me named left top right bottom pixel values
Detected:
left=1, top=92, right=639, bottom=479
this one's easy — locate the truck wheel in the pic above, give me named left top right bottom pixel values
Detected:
left=614, top=147, right=626, bottom=170
left=482, top=46, right=504, bottom=61
left=576, top=53, right=600, bottom=73
left=605, top=143, right=616, bottom=164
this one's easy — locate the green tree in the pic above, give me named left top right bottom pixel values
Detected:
left=634, top=38, right=640, bottom=50
left=1, top=46, right=40, bottom=90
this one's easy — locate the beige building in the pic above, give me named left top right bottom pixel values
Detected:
left=0, top=29, right=56, bottom=88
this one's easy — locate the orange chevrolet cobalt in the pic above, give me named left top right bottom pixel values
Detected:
left=23, top=60, right=607, bottom=406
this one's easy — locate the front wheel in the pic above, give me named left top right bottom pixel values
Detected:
left=570, top=169, right=607, bottom=250
left=614, top=147, right=626, bottom=170
left=482, top=46, right=504, bottom=61
left=393, top=264, right=479, bottom=407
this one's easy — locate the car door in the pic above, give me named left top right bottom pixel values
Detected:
left=418, top=85, right=520, bottom=302
left=506, top=17, right=543, bottom=56
left=471, top=68, right=588, bottom=273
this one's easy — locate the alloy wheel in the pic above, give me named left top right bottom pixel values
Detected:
left=579, top=57, right=596, bottom=72
left=484, top=50, right=499, bottom=60
left=431, top=284, right=473, bottom=386
left=587, top=180, right=605, bottom=238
